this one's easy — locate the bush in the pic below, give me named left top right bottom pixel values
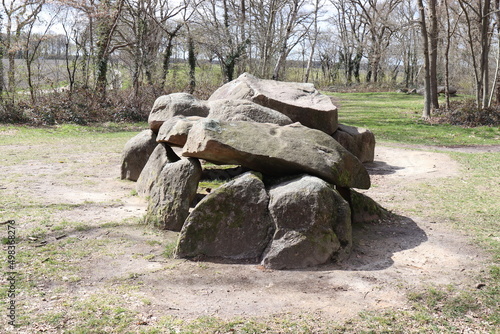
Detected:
left=434, top=100, right=500, bottom=127
left=0, top=100, right=29, bottom=124
left=0, top=86, right=166, bottom=126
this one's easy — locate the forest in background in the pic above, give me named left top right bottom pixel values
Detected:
left=1, top=0, right=500, bottom=124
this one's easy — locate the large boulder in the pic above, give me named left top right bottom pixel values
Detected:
left=156, top=116, right=203, bottom=147
left=175, top=172, right=274, bottom=260
left=120, top=130, right=158, bottom=181
left=148, top=93, right=209, bottom=133
left=182, top=119, right=370, bottom=189
left=136, top=143, right=180, bottom=197
left=144, top=158, right=202, bottom=231
left=208, top=73, right=338, bottom=134
left=262, top=175, right=351, bottom=269
left=207, top=99, right=293, bottom=126
left=332, top=124, right=376, bottom=163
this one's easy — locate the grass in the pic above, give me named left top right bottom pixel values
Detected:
left=0, top=92, right=499, bottom=332
left=327, top=92, right=500, bottom=146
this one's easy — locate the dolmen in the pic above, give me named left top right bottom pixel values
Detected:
left=120, top=73, right=384, bottom=269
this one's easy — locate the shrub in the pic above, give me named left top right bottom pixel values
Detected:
left=0, top=100, right=29, bottom=124
left=434, top=100, right=500, bottom=127
left=0, top=86, right=166, bottom=125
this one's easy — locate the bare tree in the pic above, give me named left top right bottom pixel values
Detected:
left=193, top=0, right=249, bottom=82
left=304, top=0, right=324, bottom=83
left=330, top=0, right=367, bottom=84
left=24, top=5, right=60, bottom=102
left=394, top=0, right=419, bottom=88
left=60, top=7, right=85, bottom=92
left=272, top=0, right=303, bottom=80
left=353, top=0, right=401, bottom=83
left=94, top=0, right=125, bottom=99
left=143, top=0, right=194, bottom=89
left=120, top=0, right=161, bottom=96
left=1, top=0, right=45, bottom=99
left=442, top=0, right=462, bottom=109
left=250, top=0, right=286, bottom=78
left=457, top=0, right=494, bottom=108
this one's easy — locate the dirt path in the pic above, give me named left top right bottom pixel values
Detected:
left=1, top=142, right=492, bottom=330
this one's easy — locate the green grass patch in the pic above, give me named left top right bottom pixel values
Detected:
left=328, top=92, right=500, bottom=145
left=163, top=241, right=177, bottom=259
left=198, top=180, right=227, bottom=190
left=409, top=152, right=500, bottom=260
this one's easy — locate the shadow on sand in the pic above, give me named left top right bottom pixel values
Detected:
left=364, top=160, right=405, bottom=175
left=324, top=213, right=428, bottom=272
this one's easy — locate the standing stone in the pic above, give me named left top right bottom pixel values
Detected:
left=262, top=175, right=351, bottom=269
left=144, top=158, right=202, bottom=231
left=208, top=73, right=338, bottom=134
left=136, top=143, right=180, bottom=197
left=148, top=93, right=209, bottom=133
left=332, top=124, right=375, bottom=163
left=175, top=172, right=274, bottom=260
left=120, top=130, right=158, bottom=181
left=183, top=119, right=370, bottom=189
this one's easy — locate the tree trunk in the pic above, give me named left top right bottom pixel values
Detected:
left=162, top=35, right=175, bottom=89
left=481, top=0, right=492, bottom=108
left=7, top=48, right=15, bottom=96
left=305, top=0, right=321, bottom=83
left=495, top=0, right=500, bottom=104
left=94, top=0, right=124, bottom=100
left=443, top=0, right=452, bottom=109
left=353, top=51, right=363, bottom=83
left=429, top=0, right=439, bottom=110
left=418, top=0, right=432, bottom=119
left=188, top=33, right=196, bottom=94
left=0, top=29, right=4, bottom=101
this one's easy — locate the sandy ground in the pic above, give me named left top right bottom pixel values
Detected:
left=1, top=141, right=493, bottom=329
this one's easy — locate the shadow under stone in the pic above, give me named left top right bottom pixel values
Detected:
left=364, top=160, right=405, bottom=175
left=331, top=213, right=428, bottom=271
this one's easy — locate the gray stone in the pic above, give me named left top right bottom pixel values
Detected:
left=208, top=73, right=338, bottom=134
left=350, top=190, right=389, bottom=224
left=417, top=86, right=457, bottom=96
left=262, top=175, right=351, bottom=269
left=437, top=86, right=457, bottom=95
left=182, top=119, right=370, bottom=189
left=157, top=116, right=203, bottom=147
left=175, top=172, right=274, bottom=260
left=332, top=124, right=375, bottom=163
left=148, top=93, right=209, bottom=133
left=144, top=158, right=202, bottom=231
left=120, top=130, right=158, bottom=181
left=136, top=143, right=180, bottom=197
left=207, top=99, right=293, bottom=126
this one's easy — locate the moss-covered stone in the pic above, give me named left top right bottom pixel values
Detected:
left=175, top=172, right=273, bottom=261
left=120, top=129, right=158, bottom=181
left=262, top=175, right=351, bottom=269
left=182, top=119, right=370, bottom=189
left=350, top=190, right=390, bottom=224
left=144, top=158, right=202, bottom=231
